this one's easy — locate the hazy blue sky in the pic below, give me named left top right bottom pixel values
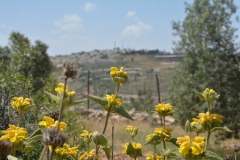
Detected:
left=0, top=0, right=239, bottom=56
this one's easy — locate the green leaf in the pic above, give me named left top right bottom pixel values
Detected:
left=195, top=91, right=206, bottom=101
left=92, top=131, right=108, bottom=146
left=210, top=126, right=232, bottom=133
left=64, top=99, right=86, bottom=108
left=86, top=94, right=108, bottom=108
left=185, top=120, right=192, bottom=133
left=126, top=143, right=143, bottom=159
left=112, top=105, right=134, bottom=120
left=201, top=150, right=223, bottom=160
left=167, top=138, right=179, bottom=147
left=44, top=90, right=60, bottom=103
left=21, top=105, right=34, bottom=114
left=100, top=146, right=112, bottom=160
left=29, top=128, right=42, bottom=138
left=162, top=148, right=184, bottom=159
left=145, top=134, right=161, bottom=145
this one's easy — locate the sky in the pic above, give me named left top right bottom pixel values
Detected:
left=0, top=0, right=240, bottom=56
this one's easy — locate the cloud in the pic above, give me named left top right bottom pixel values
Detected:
left=126, top=11, right=135, bottom=18
left=121, top=21, right=152, bottom=37
left=84, top=3, right=97, bottom=12
left=53, top=14, right=82, bottom=32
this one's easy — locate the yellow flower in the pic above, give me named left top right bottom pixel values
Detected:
left=146, top=133, right=156, bottom=141
left=146, top=154, right=163, bottom=160
left=196, top=88, right=220, bottom=102
left=105, top=94, right=123, bottom=106
left=154, top=127, right=172, bottom=141
left=78, top=150, right=95, bottom=160
left=0, top=124, right=28, bottom=143
left=80, top=130, right=92, bottom=144
left=39, top=116, right=67, bottom=131
left=191, top=112, right=223, bottom=130
left=126, top=126, right=138, bottom=138
left=55, top=143, right=79, bottom=156
left=177, top=135, right=205, bottom=156
left=110, top=67, right=128, bottom=84
left=55, top=83, right=69, bottom=94
left=155, top=103, right=174, bottom=117
left=11, top=97, right=32, bottom=114
left=122, top=142, right=142, bottom=154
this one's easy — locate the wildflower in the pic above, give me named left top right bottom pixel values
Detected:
left=177, top=135, right=205, bottom=156
left=110, top=67, right=128, bottom=84
left=126, top=126, right=138, bottom=139
left=146, top=154, right=163, bottom=160
left=154, top=127, right=172, bottom=141
left=11, top=97, right=32, bottom=114
left=105, top=94, right=123, bottom=107
left=39, top=116, right=67, bottom=131
left=196, top=88, right=219, bottom=102
left=62, top=62, right=78, bottom=79
left=146, top=133, right=156, bottom=141
left=55, top=143, right=79, bottom=157
left=191, top=112, right=223, bottom=130
left=80, top=130, right=92, bottom=144
left=0, top=124, right=28, bottom=143
left=42, top=128, right=67, bottom=148
left=122, top=142, right=142, bottom=153
left=155, top=102, right=174, bottom=117
left=78, top=150, right=95, bottom=160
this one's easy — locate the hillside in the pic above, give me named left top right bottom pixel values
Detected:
left=50, top=49, right=182, bottom=109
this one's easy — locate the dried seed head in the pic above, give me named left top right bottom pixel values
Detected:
left=42, top=128, right=67, bottom=148
left=224, top=154, right=233, bottom=160
left=233, top=144, right=239, bottom=153
left=62, top=62, right=78, bottom=79
left=49, top=110, right=60, bottom=121
left=0, top=140, right=12, bottom=159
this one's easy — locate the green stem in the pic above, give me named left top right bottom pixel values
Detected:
left=102, top=110, right=111, bottom=134
left=207, top=102, right=211, bottom=115
left=95, top=145, right=99, bottom=160
left=163, top=116, right=166, bottom=160
left=115, top=83, right=120, bottom=96
left=18, top=113, right=23, bottom=127
left=154, top=144, right=156, bottom=154
left=39, top=146, right=48, bottom=160
left=57, top=77, right=68, bottom=131
left=205, top=130, right=211, bottom=151
left=50, top=147, right=56, bottom=160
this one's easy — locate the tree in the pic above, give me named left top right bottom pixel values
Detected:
left=9, top=32, right=53, bottom=91
left=168, top=0, right=240, bottom=138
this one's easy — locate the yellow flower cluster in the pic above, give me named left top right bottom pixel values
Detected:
left=105, top=94, right=123, bottom=106
left=146, top=154, right=163, bottom=160
left=39, top=116, right=67, bottom=131
left=177, top=135, right=205, bottom=155
left=146, top=127, right=172, bottom=142
left=110, top=67, right=128, bottom=84
left=0, top=124, right=28, bottom=143
left=80, top=130, right=92, bottom=144
left=122, top=142, right=143, bottom=154
left=155, top=103, right=174, bottom=116
left=198, top=88, right=219, bottom=102
left=78, top=150, right=95, bottom=160
left=11, top=97, right=30, bottom=107
left=126, top=126, right=138, bottom=138
left=55, top=83, right=76, bottom=97
left=55, top=143, right=79, bottom=157
left=191, top=112, right=223, bottom=128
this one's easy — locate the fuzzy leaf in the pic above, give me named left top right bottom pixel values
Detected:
left=210, top=126, right=232, bottom=133
left=64, top=99, right=86, bottom=108
left=201, top=150, right=223, bottom=160
left=112, top=105, right=134, bottom=120
left=29, top=128, right=42, bottom=138
left=100, top=146, right=111, bottom=160
left=7, top=155, right=18, bottom=160
left=126, top=143, right=143, bottom=159
left=195, top=91, right=206, bottom=101
left=21, top=105, right=34, bottom=114
left=86, top=94, right=108, bottom=108
left=44, top=91, right=60, bottom=103
left=162, top=148, right=184, bottom=159
left=167, top=138, right=179, bottom=147
left=92, top=131, right=108, bottom=146
left=185, top=120, right=192, bottom=133
left=145, top=134, right=161, bottom=145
